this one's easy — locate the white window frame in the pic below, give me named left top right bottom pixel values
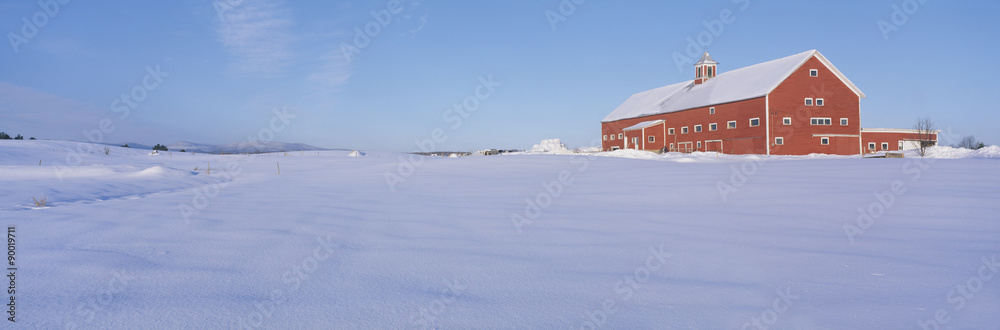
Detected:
left=816, top=98, right=825, bottom=106
left=709, top=123, right=717, bottom=131
left=868, top=142, right=876, bottom=150
left=783, top=117, right=791, bottom=125
left=668, top=128, right=675, bottom=135
left=694, top=125, right=702, bottom=132
left=810, top=118, right=832, bottom=125
left=681, top=126, right=689, bottom=134
left=669, top=143, right=674, bottom=150
left=727, top=121, right=736, bottom=129
left=696, top=141, right=702, bottom=149
left=709, top=107, right=715, bottom=114
left=611, top=146, right=620, bottom=151
left=610, top=134, right=615, bottom=141
left=648, top=136, right=655, bottom=143
left=805, top=98, right=814, bottom=106
left=749, top=118, right=760, bottom=127
left=810, top=69, right=818, bottom=77
left=821, top=137, right=830, bottom=145
left=603, top=135, right=607, bottom=141
left=632, top=137, right=638, bottom=146
left=881, top=142, right=889, bottom=150
left=775, top=137, right=784, bottom=145
left=618, top=133, right=623, bottom=139
left=840, top=118, right=848, bottom=126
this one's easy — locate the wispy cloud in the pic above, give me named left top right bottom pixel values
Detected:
left=305, top=49, right=353, bottom=93
left=215, top=0, right=296, bottom=77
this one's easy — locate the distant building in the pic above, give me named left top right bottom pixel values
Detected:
left=861, top=128, right=939, bottom=153
left=601, top=50, right=937, bottom=155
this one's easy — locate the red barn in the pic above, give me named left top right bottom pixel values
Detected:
left=603, top=50, right=875, bottom=155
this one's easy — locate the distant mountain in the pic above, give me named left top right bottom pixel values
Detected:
left=167, top=141, right=326, bottom=154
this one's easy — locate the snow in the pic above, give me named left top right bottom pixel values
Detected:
left=527, top=138, right=572, bottom=154
left=603, top=50, right=865, bottom=122
left=622, top=119, right=665, bottom=131
left=905, top=145, right=1000, bottom=159
left=4, top=139, right=1000, bottom=328
left=347, top=150, right=363, bottom=157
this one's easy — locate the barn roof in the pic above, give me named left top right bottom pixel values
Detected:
left=622, top=119, right=664, bottom=131
left=602, top=50, right=866, bottom=123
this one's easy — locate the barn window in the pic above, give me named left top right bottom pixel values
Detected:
left=681, top=126, right=689, bottom=134
left=810, top=118, right=832, bottom=125
left=775, top=137, right=784, bottom=145
left=821, top=137, right=830, bottom=145
left=840, top=118, right=848, bottom=126
left=810, top=69, right=818, bottom=77
left=632, top=137, right=638, bottom=146
left=709, top=123, right=717, bottom=131
left=709, top=107, right=715, bottom=114
left=805, top=98, right=814, bottom=106
left=611, top=146, right=620, bottom=151
left=783, top=117, right=791, bottom=125
left=697, top=141, right=702, bottom=149
left=618, top=133, right=623, bottom=139
left=648, top=136, right=655, bottom=143
left=668, top=128, right=675, bottom=135
left=749, top=118, right=760, bottom=127
left=868, top=143, right=876, bottom=151
left=816, top=98, right=825, bottom=106
left=727, top=121, right=736, bottom=129
left=669, top=143, right=674, bottom=150
left=603, top=135, right=607, bottom=141
left=881, top=142, right=889, bottom=150
left=694, top=125, right=702, bottom=132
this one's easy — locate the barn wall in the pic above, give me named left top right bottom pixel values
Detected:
left=601, top=97, right=768, bottom=154
left=861, top=131, right=939, bottom=152
left=768, top=56, right=862, bottom=155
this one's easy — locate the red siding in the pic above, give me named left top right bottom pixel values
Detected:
left=861, top=131, right=938, bottom=153
left=768, top=56, right=861, bottom=155
left=602, top=97, right=768, bottom=154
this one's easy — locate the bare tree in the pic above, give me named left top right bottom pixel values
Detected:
left=955, top=135, right=980, bottom=149
left=913, top=116, right=936, bottom=157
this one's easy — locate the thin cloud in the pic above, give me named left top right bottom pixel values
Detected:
left=215, top=0, right=296, bottom=77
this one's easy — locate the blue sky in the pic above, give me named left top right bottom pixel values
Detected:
left=1, top=0, right=997, bottom=151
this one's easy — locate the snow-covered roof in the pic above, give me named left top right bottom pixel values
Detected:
left=603, top=50, right=866, bottom=123
left=623, top=120, right=665, bottom=131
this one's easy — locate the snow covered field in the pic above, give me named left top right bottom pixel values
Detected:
left=3, top=140, right=1000, bottom=328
